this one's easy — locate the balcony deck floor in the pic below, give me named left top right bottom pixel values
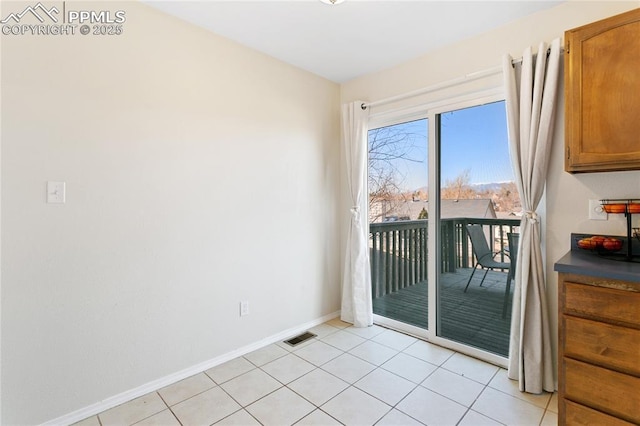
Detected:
left=372, top=268, right=512, bottom=356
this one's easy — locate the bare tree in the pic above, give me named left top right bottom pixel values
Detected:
left=441, top=169, right=477, bottom=200
left=368, top=125, right=425, bottom=222
left=492, top=181, right=521, bottom=213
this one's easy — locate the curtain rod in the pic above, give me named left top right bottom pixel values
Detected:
left=361, top=47, right=562, bottom=110
left=361, top=66, right=501, bottom=110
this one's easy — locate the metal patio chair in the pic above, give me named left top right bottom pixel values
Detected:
left=464, top=224, right=513, bottom=317
left=504, top=232, right=519, bottom=317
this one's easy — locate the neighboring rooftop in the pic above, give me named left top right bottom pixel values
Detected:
left=372, top=198, right=498, bottom=222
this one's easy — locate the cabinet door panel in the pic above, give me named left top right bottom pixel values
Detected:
left=581, top=22, right=640, bottom=155
left=565, top=8, right=640, bottom=173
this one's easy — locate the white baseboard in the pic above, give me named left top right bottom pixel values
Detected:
left=43, top=311, right=340, bottom=426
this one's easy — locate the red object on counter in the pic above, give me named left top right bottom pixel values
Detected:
left=628, top=203, right=640, bottom=213
left=602, top=237, right=623, bottom=251
left=603, top=204, right=627, bottom=213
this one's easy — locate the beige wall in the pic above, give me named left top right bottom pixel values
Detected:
left=342, top=0, right=640, bottom=384
left=1, top=2, right=341, bottom=423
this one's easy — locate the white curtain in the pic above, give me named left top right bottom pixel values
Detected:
left=341, top=101, right=373, bottom=328
left=503, top=39, right=561, bottom=393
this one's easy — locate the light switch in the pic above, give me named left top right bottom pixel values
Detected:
left=588, top=199, right=607, bottom=220
left=47, top=181, right=66, bottom=204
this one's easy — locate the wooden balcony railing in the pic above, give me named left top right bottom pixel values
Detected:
left=370, top=220, right=427, bottom=298
left=369, top=217, right=520, bottom=299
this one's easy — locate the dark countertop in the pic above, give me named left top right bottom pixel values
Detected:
left=554, top=249, right=640, bottom=283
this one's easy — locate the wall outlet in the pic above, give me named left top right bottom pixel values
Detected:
left=47, top=181, right=66, bottom=204
left=588, top=199, right=607, bottom=220
left=240, top=300, right=249, bottom=317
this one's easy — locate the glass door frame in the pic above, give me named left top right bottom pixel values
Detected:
left=427, top=91, right=508, bottom=368
left=368, top=88, right=509, bottom=368
left=368, top=108, right=431, bottom=341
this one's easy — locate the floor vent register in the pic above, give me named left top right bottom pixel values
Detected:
left=283, top=332, right=317, bottom=347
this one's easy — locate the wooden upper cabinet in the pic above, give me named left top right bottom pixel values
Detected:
left=565, top=8, right=640, bottom=173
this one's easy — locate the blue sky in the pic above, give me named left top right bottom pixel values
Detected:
left=441, top=101, right=513, bottom=186
left=370, top=101, right=514, bottom=192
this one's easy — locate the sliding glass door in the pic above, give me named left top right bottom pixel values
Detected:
left=368, top=118, right=429, bottom=335
left=435, top=100, right=518, bottom=358
left=367, top=93, right=519, bottom=363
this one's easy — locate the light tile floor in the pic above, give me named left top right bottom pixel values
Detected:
left=76, top=318, right=558, bottom=426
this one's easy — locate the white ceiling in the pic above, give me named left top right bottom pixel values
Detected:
left=144, top=1, right=563, bottom=83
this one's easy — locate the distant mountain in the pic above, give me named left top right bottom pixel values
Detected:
left=470, top=181, right=514, bottom=192
left=408, top=182, right=514, bottom=194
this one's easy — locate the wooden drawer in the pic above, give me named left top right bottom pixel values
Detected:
left=564, top=315, right=640, bottom=376
left=564, top=282, right=640, bottom=326
left=564, top=358, right=640, bottom=423
left=565, top=400, right=636, bottom=426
